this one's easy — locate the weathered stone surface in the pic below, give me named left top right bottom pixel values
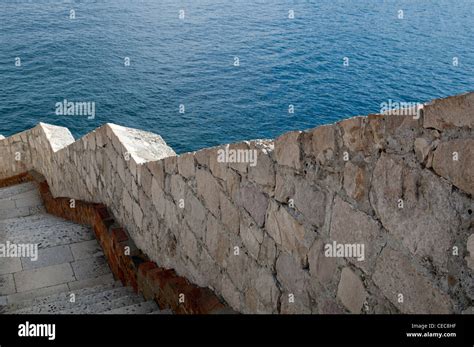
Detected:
left=177, top=152, right=195, bottom=179
left=248, top=148, right=275, bottom=188
left=466, top=234, right=474, bottom=271
left=343, top=162, right=366, bottom=201
left=414, top=137, right=431, bottom=163
left=339, top=117, right=367, bottom=153
left=266, top=201, right=306, bottom=256
left=220, top=193, right=239, bottom=234
left=276, top=252, right=308, bottom=294
left=337, top=267, right=367, bottom=313
left=240, top=211, right=264, bottom=260
left=308, top=239, right=338, bottom=288
left=432, top=139, right=474, bottom=195
left=14, top=263, right=75, bottom=292
left=373, top=247, right=452, bottom=313
left=330, top=197, right=383, bottom=273
left=371, top=153, right=458, bottom=270
left=423, top=92, right=474, bottom=130
left=196, top=168, right=221, bottom=217
left=238, top=183, right=268, bottom=227
left=294, top=178, right=326, bottom=227
left=311, top=125, right=336, bottom=163
left=274, top=131, right=302, bottom=170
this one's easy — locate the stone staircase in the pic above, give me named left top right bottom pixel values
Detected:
left=0, top=182, right=170, bottom=314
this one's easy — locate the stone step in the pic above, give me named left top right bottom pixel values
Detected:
left=71, top=255, right=111, bottom=281
left=2, top=282, right=121, bottom=313
left=57, top=293, right=144, bottom=314
left=0, top=182, right=37, bottom=200
left=1, top=214, right=94, bottom=249
left=67, top=273, right=116, bottom=291
left=10, top=286, right=134, bottom=314
left=100, top=300, right=158, bottom=314
left=0, top=205, right=45, bottom=220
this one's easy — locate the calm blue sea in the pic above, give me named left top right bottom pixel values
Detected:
left=1, top=0, right=473, bottom=153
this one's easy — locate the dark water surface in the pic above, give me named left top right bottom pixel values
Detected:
left=1, top=0, right=473, bottom=153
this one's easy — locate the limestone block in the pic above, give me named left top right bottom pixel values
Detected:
left=209, top=146, right=228, bottom=180
left=294, top=178, right=326, bottom=227
left=266, top=201, right=306, bottom=255
left=240, top=211, right=264, bottom=260
left=257, top=233, right=277, bottom=270
left=414, top=137, right=431, bottom=163
left=371, top=153, right=459, bottom=270
left=336, top=267, right=367, bottom=314
left=196, top=168, right=221, bottom=217
left=248, top=148, right=275, bottom=188
left=373, top=247, right=452, bottom=313
left=170, top=174, right=186, bottom=205
left=238, top=183, right=268, bottom=227
left=330, top=197, right=383, bottom=274
left=423, top=92, right=474, bottom=130
left=274, top=131, right=302, bottom=170
left=205, top=215, right=231, bottom=267
left=308, top=239, right=338, bottom=288
left=343, top=161, right=367, bottom=201
left=184, top=190, right=207, bottom=231
left=276, top=252, right=308, bottom=294
left=311, top=124, right=336, bottom=163
left=220, top=274, right=242, bottom=311
left=220, top=192, right=239, bottom=234
left=132, top=200, right=144, bottom=230
left=177, top=152, right=196, bottom=179
left=180, top=224, right=199, bottom=263
left=274, top=168, right=295, bottom=203
left=432, top=139, right=474, bottom=195
left=253, top=266, right=280, bottom=311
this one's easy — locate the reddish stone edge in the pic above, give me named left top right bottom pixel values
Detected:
left=0, top=172, right=233, bottom=314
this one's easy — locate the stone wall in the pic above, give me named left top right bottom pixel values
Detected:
left=0, top=92, right=472, bottom=314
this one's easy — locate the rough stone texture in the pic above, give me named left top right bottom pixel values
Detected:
left=371, top=153, right=459, bottom=272
left=0, top=92, right=472, bottom=314
left=330, top=197, right=383, bottom=274
left=432, top=139, right=474, bottom=195
left=337, top=267, right=367, bottom=313
left=423, top=92, right=474, bottom=130
left=373, top=247, right=452, bottom=314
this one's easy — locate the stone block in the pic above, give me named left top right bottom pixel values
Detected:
left=294, top=178, right=326, bottom=227
left=70, top=239, right=104, bottom=261
left=371, top=153, right=459, bottom=271
left=274, top=131, right=302, bottom=170
left=373, top=247, right=452, bottom=313
left=220, top=192, right=239, bottom=234
left=266, top=201, right=306, bottom=255
left=177, top=152, right=196, bottom=179
left=248, top=149, right=275, bottom=188
left=432, top=139, right=474, bottom=195
left=238, top=183, right=268, bottom=227
left=343, top=161, right=367, bottom=202
left=196, top=168, right=221, bottom=217
left=311, top=124, right=336, bottom=163
left=330, top=197, right=383, bottom=273
left=337, top=267, right=367, bottom=313
left=14, top=263, right=74, bottom=292
left=0, top=274, right=16, bottom=295
left=276, top=252, right=308, bottom=294
left=308, top=239, right=338, bottom=288
left=423, top=92, right=474, bottom=130
left=21, top=245, right=73, bottom=270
